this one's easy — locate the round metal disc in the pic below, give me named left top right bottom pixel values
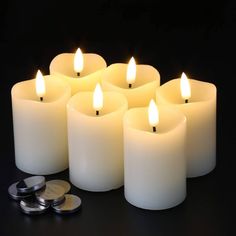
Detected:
left=46, top=180, right=71, bottom=194
left=35, top=182, right=65, bottom=206
left=20, top=199, right=50, bottom=215
left=16, top=176, right=46, bottom=194
left=52, top=194, right=82, bottom=214
left=8, top=182, right=32, bottom=201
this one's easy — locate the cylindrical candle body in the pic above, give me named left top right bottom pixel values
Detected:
left=102, top=63, right=160, bottom=108
left=67, top=92, right=128, bottom=191
left=11, top=76, right=71, bottom=175
left=124, top=106, right=186, bottom=210
left=156, top=79, right=217, bottom=177
left=50, top=53, right=107, bottom=95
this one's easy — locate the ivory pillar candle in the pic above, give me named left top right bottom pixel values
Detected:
left=49, top=49, right=107, bottom=95
left=124, top=102, right=186, bottom=210
left=11, top=72, right=71, bottom=175
left=67, top=87, right=128, bottom=192
left=102, top=59, right=160, bottom=107
left=156, top=75, right=217, bottom=177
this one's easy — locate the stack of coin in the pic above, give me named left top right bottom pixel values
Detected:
left=8, top=176, right=82, bottom=215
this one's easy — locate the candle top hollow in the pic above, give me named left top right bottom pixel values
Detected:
left=102, top=63, right=160, bottom=89
left=50, top=53, right=107, bottom=78
left=67, top=92, right=128, bottom=117
left=124, top=106, right=186, bottom=134
left=157, top=78, right=216, bottom=104
left=12, top=76, right=71, bottom=103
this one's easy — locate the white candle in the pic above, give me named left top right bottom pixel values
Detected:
left=156, top=73, right=217, bottom=177
left=124, top=101, right=186, bottom=210
left=49, top=48, right=107, bottom=95
left=102, top=58, right=160, bottom=107
left=67, top=85, right=128, bottom=191
left=11, top=71, right=71, bottom=175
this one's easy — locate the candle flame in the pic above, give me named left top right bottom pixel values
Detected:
left=126, top=57, right=136, bottom=85
left=148, top=99, right=159, bottom=127
left=35, top=70, right=46, bottom=98
left=180, top=72, right=191, bottom=100
left=74, top=48, right=84, bottom=73
left=93, top=83, right=103, bottom=111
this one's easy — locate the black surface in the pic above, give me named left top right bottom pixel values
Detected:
left=1, top=1, right=235, bottom=235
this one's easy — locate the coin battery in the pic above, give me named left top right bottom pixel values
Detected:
left=46, top=180, right=71, bottom=194
left=20, top=198, right=50, bottom=215
left=16, top=176, right=46, bottom=194
left=35, top=182, right=65, bottom=206
left=8, top=182, right=31, bottom=201
left=52, top=194, right=82, bottom=214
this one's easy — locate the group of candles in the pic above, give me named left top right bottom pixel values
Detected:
left=11, top=48, right=217, bottom=210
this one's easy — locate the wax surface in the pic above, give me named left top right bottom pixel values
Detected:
left=102, top=63, right=160, bottom=107
left=50, top=53, right=107, bottom=95
left=124, top=106, right=186, bottom=210
left=11, top=76, right=71, bottom=175
left=67, top=92, right=128, bottom=192
left=156, top=79, right=217, bottom=177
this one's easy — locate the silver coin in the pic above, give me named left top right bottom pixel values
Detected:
left=35, top=182, right=65, bottom=206
left=8, top=182, right=31, bottom=201
left=52, top=194, right=82, bottom=214
left=16, top=176, right=45, bottom=194
left=20, top=198, right=50, bottom=215
left=46, top=180, right=71, bottom=194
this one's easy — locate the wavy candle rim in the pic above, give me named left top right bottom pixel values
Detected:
left=50, top=53, right=107, bottom=79
left=102, top=63, right=160, bottom=89
left=11, top=76, right=71, bottom=104
left=67, top=91, right=128, bottom=118
left=156, top=78, right=216, bottom=104
left=124, top=106, right=186, bottom=135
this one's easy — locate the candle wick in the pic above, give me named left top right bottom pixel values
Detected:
left=40, top=97, right=43, bottom=102
left=96, top=110, right=99, bottom=116
left=129, top=84, right=132, bottom=88
left=77, top=72, right=80, bottom=77
left=185, top=99, right=188, bottom=103
left=153, top=126, right=156, bottom=133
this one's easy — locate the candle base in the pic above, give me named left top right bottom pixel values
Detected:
left=70, top=178, right=123, bottom=192
left=125, top=191, right=186, bottom=210
left=15, top=161, right=69, bottom=175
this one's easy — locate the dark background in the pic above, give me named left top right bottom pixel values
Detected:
left=1, top=0, right=235, bottom=235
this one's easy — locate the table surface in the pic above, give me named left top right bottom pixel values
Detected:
left=1, top=1, right=235, bottom=235
left=1, top=163, right=233, bottom=236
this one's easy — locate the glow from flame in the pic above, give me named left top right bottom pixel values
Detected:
left=35, top=70, right=46, bottom=98
left=180, top=72, right=191, bottom=100
left=93, top=83, right=103, bottom=111
left=74, top=48, right=84, bottom=73
left=126, top=57, right=136, bottom=85
left=148, top=99, right=159, bottom=127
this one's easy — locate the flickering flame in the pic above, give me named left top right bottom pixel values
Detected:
left=35, top=70, right=46, bottom=98
left=93, top=83, right=103, bottom=111
left=180, top=72, right=191, bottom=100
left=74, top=48, right=84, bottom=73
left=148, top=99, right=159, bottom=127
left=126, top=57, right=136, bottom=85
